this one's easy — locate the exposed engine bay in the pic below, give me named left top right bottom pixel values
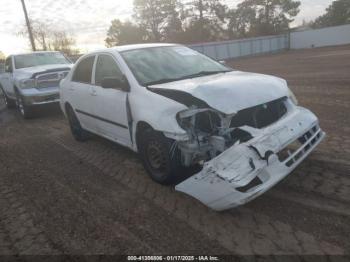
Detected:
left=174, top=101, right=325, bottom=211
left=146, top=70, right=324, bottom=211
left=176, top=97, right=289, bottom=167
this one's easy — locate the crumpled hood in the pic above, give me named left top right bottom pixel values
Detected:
left=150, top=71, right=290, bottom=114
left=14, top=64, right=73, bottom=81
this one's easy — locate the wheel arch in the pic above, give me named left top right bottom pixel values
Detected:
left=13, top=85, right=20, bottom=95
left=63, top=102, right=73, bottom=117
left=135, top=121, right=154, bottom=152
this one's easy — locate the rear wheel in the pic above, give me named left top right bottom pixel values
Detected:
left=139, top=128, right=183, bottom=185
left=66, top=105, right=90, bottom=142
left=15, top=92, right=34, bottom=119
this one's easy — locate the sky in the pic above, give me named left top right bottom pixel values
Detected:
left=0, top=0, right=334, bottom=55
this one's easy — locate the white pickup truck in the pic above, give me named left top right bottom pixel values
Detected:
left=0, top=51, right=72, bottom=118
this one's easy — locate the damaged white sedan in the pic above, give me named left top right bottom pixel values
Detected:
left=60, top=43, right=325, bottom=211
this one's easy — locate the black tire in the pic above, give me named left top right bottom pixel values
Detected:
left=15, top=92, right=34, bottom=119
left=66, top=105, right=90, bottom=142
left=139, top=128, right=183, bottom=185
left=0, top=88, right=16, bottom=109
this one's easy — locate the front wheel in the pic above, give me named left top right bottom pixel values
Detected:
left=15, top=93, right=34, bottom=119
left=139, top=128, right=183, bottom=185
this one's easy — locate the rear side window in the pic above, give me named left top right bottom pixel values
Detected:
left=95, top=54, right=123, bottom=86
left=72, top=56, right=95, bottom=84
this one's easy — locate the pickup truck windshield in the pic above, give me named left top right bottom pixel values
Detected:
left=14, top=53, right=71, bottom=69
left=121, top=46, right=230, bottom=86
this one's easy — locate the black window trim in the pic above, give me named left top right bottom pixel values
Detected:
left=71, top=54, right=96, bottom=84
left=92, top=52, right=125, bottom=87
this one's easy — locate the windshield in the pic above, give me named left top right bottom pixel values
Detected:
left=121, top=46, right=230, bottom=86
left=14, top=52, right=71, bottom=69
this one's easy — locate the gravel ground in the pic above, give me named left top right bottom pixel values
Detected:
left=0, top=45, right=349, bottom=257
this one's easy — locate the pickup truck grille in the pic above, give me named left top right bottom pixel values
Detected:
left=35, top=71, right=69, bottom=89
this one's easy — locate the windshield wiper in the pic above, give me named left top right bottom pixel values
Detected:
left=145, top=70, right=231, bottom=86
left=145, top=78, right=183, bottom=86
left=182, top=70, right=231, bottom=79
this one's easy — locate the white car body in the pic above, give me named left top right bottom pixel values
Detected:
left=0, top=52, right=72, bottom=109
left=60, top=43, right=325, bottom=211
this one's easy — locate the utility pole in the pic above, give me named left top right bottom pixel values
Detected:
left=20, top=0, right=36, bottom=51
left=198, top=0, right=204, bottom=42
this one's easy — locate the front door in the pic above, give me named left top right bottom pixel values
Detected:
left=92, top=54, right=131, bottom=147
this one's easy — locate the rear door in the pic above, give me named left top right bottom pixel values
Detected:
left=91, top=53, right=131, bottom=147
left=69, top=55, right=98, bottom=132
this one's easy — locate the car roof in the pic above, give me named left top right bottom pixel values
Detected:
left=10, top=51, right=61, bottom=57
left=76, top=43, right=185, bottom=62
left=113, top=43, right=177, bottom=52
left=89, top=43, right=179, bottom=55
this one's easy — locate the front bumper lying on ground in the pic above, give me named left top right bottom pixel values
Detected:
left=175, top=107, right=325, bottom=211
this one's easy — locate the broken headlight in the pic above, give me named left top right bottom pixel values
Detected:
left=176, top=108, right=221, bottom=135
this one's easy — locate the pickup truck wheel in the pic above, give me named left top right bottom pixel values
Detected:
left=139, top=128, right=183, bottom=185
left=66, top=106, right=90, bottom=142
left=15, top=94, right=34, bottom=119
left=3, top=93, right=16, bottom=109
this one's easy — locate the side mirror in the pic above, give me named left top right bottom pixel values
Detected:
left=101, top=76, right=130, bottom=92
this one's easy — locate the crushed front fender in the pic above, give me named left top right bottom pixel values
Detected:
left=175, top=107, right=325, bottom=211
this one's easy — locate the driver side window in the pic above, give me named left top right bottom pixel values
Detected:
left=95, top=54, right=123, bottom=86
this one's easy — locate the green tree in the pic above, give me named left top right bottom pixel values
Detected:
left=228, top=0, right=300, bottom=37
left=184, top=0, right=228, bottom=42
left=227, top=3, right=256, bottom=38
left=163, top=10, right=184, bottom=42
left=133, top=0, right=180, bottom=41
left=312, top=0, right=350, bottom=28
left=105, top=19, right=148, bottom=47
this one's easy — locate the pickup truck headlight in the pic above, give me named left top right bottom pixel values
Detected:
left=288, top=88, right=298, bottom=105
left=19, top=79, right=36, bottom=89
